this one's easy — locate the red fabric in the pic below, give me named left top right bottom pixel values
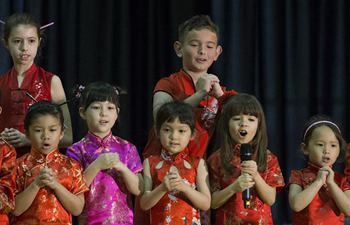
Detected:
left=288, top=163, right=350, bottom=225
left=207, top=147, right=285, bottom=225
left=0, top=142, right=16, bottom=225
left=143, top=69, right=237, bottom=159
left=0, top=64, right=53, bottom=157
left=148, top=149, right=201, bottom=225
left=12, top=148, right=89, bottom=225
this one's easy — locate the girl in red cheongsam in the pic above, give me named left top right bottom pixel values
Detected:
left=141, top=101, right=210, bottom=225
left=207, top=93, right=285, bottom=225
left=288, top=115, right=350, bottom=225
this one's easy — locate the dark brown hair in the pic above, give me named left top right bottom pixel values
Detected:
left=217, top=93, right=268, bottom=173
left=178, top=15, right=219, bottom=43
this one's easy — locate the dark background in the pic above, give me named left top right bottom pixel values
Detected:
left=1, top=0, right=350, bottom=224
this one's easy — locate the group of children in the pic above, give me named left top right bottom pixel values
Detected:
left=0, top=12, right=349, bottom=225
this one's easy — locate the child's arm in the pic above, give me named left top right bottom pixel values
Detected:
left=40, top=167, right=84, bottom=216
left=13, top=176, right=42, bottom=216
left=171, top=159, right=211, bottom=210
left=323, top=166, right=350, bottom=216
left=289, top=170, right=326, bottom=212
left=113, top=154, right=142, bottom=195
left=153, top=74, right=222, bottom=120
left=241, top=160, right=277, bottom=205
left=83, top=153, right=119, bottom=186
left=140, top=159, right=168, bottom=210
left=51, top=75, right=73, bottom=147
left=211, top=173, right=254, bottom=209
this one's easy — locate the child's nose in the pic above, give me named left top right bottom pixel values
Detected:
left=20, top=41, right=28, bottom=51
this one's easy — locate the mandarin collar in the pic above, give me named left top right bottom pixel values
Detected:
left=161, top=147, right=189, bottom=165
left=11, top=63, right=37, bottom=77
left=30, top=147, right=60, bottom=164
left=307, top=162, right=332, bottom=173
left=86, top=131, right=113, bottom=147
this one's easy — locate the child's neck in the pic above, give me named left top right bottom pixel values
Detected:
left=183, top=68, right=207, bottom=84
left=14, top=62, right=33, bottom=76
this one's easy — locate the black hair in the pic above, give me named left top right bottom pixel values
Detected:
left=79, top=82, right=120, bottom=111
left=155, top=101, right=195, bottom=135
left=24, top=100, right=64, bottom=132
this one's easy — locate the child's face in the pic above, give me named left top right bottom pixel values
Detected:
left=5, top=24, right=40, bottom=67
left=159, top=117, right=192, bottom=155
left=175, top=28, right=221, bottom=74
left=27, top=114, right=63, bottom=155
left=303, top=125, right=340, bottom=167
left=229, top=114, right=258, bottom=144
left=80, top=101, right=119, bottom=138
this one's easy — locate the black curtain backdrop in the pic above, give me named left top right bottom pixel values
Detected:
left=1, top=0, right=349, bottom=224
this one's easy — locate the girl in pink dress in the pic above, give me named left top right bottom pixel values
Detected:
left=66, top=82, right=143, bottom=225
left=141, top=101, right=211, bottom=225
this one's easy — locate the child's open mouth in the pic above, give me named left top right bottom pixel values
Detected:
left=239, top=130, right=248, bottom=137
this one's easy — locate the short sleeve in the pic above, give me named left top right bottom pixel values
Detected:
left=265, top=152, right=285, bottom=189
left=69, top=160, right=89, bottom=195
left=288, top=170, right=303, bottom=186
left=154, top=77, right=179, bottom=98
left=0, top=144, right=16, bottom=213
left=125, top=144, right=142, bottom=174
left=66, top=145, right=83, bottom=165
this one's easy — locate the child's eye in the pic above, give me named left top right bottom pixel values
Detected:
left=29, top=39, right=37, bottom=44
left=248, top=118, right=256, bottom=122
left=108, top=106, right=116, bottom=110
left=179, top=129, right=187, bottom=133
left=91, top=106, right=100, bottom=109
left=13, top=39, right=21, bottom=44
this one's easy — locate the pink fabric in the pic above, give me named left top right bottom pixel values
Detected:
left=66, top=132, right=142, bottom=225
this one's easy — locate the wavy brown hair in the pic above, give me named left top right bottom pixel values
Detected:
left=217, top=93, right=268, bottom=174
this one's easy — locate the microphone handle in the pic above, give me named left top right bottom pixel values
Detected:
left=242, top=188, right=251, bottom=208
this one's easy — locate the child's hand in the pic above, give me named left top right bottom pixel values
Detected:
left=39, top=167, right=59, bottom=190
left=208, top=74, right=224, bottom=98
left=320, top=166, right=335, bottom=185
left=167, top=171, right=186, bottom=192
left=241, top=160, right=258, bottom=179
left=196, top=74, right=220, bottom=94
left=113, top=153, right=127, bottom=172
left=33, top=175, right=45, bottom=188
left=1, top=128, right=30, bottom=147
left=233, top=173, right=255, bottom=193
left=316, top=167, right=329, bottom=185
left=94, top=153, right=119, bottom=170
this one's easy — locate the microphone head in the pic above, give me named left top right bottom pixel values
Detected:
left=240, top=143, right=253, bottom=161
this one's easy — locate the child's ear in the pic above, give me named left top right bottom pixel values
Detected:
left=79, top=107, right=86, bottom=119
left=173, top=41, right=183, bottom=58
left=300, top=142, right=309, bottom=155
left=117, top=107, right=120, bottom=114
left=214, top=45, right=223, bottom=61
left=0, top=106, right=2, bottom=115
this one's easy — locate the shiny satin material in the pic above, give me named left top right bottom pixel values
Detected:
left=12, top=148, right=88, bottom=225
left=66, top=132, right=142, bottom=225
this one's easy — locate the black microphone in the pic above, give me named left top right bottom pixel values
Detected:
left=240, top=143, right=253, bottom=208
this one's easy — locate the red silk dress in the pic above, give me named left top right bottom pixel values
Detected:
left=143, top=69, right=237, bottom=159
left=207, top=146, right=285, bottom=225
left=12, top=148, right=89, bottom=225
left=0, top=142, right=16, bottom=225
left=148, top=148, right=201, bottom=225
left=0, top=64, right=53, bottom=157
left=289, top=163, right=350, bottom=225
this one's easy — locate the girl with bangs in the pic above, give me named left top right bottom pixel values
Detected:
left=207, top=93, right=285, bottom=225
left=66, top=82, right=142, bottom=225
